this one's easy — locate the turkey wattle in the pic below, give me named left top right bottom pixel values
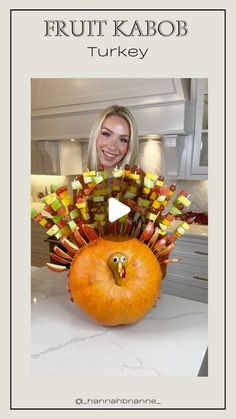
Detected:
left=31, top=165, right=193, bottom=326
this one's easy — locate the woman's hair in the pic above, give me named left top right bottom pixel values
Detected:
left=87, top=105, right=139, bottom=170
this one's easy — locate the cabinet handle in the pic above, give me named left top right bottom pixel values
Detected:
left=194, top=251, right=208, bottom=255
left=193, top=275, right=208, bottom=281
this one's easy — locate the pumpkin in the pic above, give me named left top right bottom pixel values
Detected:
left=32, top=165, right=193, bottom=327
left=67, top=236, right=162, bottom=326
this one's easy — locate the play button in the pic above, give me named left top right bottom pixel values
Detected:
left=108, top=198, right=131, bottom=222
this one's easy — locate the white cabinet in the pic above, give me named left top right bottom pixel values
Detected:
left=185, top=79, right=208, bottom=179
left=31, top=220, right=50, bottom=267
left=162, top=79, right=208, bottom=180
left=31, top=140, right=82, bottom=175
left=161, top=235, right=208, bottom=303
left=31, top=78, right=190, bottom=141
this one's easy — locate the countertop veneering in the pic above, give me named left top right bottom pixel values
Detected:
left=31, top=267, right=208, bottom=377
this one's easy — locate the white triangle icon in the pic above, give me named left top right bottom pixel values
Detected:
left=108, top=198, right=131, bottom=222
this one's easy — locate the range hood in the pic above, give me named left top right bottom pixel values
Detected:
left=31, top=78, right=191, bottom=177
left=31, top=140, right=82, bottom=176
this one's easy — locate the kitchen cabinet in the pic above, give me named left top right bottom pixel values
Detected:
left=31, top=220, right=49, bottom=267
left=161, top=79, right=208, bottom=180
left=161, top=234, right=208, bottom=303
left=31, top=78, right=190, bottom=141
left=185, top=79, right=208, bottom=179
left=31, top=140, right=82, bottom=175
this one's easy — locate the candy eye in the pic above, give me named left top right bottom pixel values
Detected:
left=112, top=256, right=119, bottom=263
left=120, top=256, right=126, bottom=263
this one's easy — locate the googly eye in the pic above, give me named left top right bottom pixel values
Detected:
left=112, top=256, right=119, bottom=263
left=120, top=256, right=126, bottom=263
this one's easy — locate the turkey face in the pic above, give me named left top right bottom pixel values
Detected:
left=108, top=252, right=128, bottom=285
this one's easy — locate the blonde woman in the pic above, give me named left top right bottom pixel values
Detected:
left=87, top=105, right=139, bottom=171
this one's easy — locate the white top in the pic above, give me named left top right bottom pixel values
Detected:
left=31, top=267, right=208, bottom=377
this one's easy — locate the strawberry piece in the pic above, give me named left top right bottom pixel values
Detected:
left=177, top=190, right=188, bottom=197
left=159, top=187, right=170, bottom=196
left=56, top=186, right=67, bottom=196
left=56, top=219, right=67, bottom=228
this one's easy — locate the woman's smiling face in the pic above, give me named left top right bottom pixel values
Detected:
left=96, top=115, right=130, bottom=169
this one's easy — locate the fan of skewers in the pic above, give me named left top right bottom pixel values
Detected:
left=31, top=164, right=194, bottom=274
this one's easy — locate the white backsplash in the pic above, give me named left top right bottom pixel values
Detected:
left=138, top=140, right=162, bottom=173
left=31, top=175, right=72, bottom=202
left=172, top=180, right=208, bottom=212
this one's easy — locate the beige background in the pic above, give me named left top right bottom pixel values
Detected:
left=1, top=0, right=234, bottom=417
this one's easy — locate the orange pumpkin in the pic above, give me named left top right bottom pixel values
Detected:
left=34, top=167, right=191, bottom=326
left=68, top=236, right=162, bottom=326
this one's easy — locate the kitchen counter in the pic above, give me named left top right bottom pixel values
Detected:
left=168, top=220, right=208, bottom=237
left=31, top=267, right=208, bottom=377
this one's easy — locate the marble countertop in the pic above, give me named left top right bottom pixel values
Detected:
left=168, top=220, right=208, bottom=237
left=31, top=267, right=208, bottom=377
